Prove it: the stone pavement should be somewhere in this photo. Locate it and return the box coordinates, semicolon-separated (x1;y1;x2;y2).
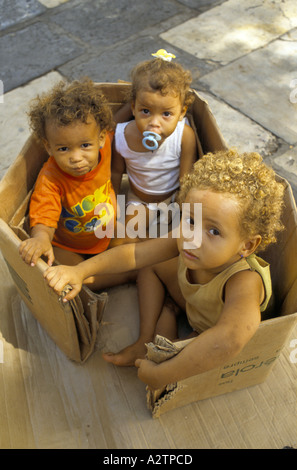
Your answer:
0;0;297;200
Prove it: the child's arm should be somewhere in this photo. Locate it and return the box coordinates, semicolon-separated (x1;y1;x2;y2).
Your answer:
179;124;197;179
135;269;263;389
44;236;179;301
111;140;126;195
19;224;55;267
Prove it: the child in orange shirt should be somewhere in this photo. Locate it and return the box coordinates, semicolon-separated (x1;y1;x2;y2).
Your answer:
19;78;117;268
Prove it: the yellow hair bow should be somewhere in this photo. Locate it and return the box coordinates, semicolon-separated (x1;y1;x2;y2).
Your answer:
151;49;176;62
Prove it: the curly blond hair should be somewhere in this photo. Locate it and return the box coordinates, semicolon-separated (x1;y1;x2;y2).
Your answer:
28;78;114;142
129;58;194;108
178;149;285;252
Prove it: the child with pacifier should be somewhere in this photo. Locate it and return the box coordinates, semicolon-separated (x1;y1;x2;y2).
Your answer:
44;150;284;389
19;78;117;269
111;49;197;243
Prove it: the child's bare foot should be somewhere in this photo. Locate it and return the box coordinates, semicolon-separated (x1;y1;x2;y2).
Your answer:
102;340;148;367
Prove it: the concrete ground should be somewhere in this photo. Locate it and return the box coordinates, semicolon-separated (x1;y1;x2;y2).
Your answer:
0;0;296;450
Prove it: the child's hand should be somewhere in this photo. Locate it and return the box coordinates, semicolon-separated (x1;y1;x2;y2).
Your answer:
44;265;83;301
19;237;54;267
135;358;166;390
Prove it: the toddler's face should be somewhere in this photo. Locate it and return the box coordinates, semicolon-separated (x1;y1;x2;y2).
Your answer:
132;89;186;146
44;116;106;177
177;188;247;278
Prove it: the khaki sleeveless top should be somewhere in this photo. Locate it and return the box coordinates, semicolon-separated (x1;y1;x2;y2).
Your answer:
178;254;272;333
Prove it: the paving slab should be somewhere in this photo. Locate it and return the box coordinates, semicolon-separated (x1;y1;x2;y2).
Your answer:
0;71;63;179
50;0;187;48
0;22;85;92
0;0;46;31
198;34;297;145
59;35;216;85
160;0;297;65
198;91;279;157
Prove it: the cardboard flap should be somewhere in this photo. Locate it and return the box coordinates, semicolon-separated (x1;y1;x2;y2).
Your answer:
95;82;131;115
147;312;297;418
0;136;48;224
70;286;108;363
259;177;297;313
190;89;228;156
0;219;106;363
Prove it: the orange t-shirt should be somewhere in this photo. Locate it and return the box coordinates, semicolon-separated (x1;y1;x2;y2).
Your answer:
29;133;116;254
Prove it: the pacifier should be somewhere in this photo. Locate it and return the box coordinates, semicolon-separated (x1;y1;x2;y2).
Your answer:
142;131;161;151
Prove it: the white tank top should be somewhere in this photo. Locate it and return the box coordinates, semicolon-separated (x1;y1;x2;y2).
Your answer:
115;119;186;195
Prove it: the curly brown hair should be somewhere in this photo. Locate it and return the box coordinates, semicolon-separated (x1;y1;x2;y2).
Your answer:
129;58;194;108
28;78;114;142
178;149;285;252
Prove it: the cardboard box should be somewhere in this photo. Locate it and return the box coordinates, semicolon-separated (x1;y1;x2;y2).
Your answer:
0;82;227;364
146;176;297;417
1;82;295;420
